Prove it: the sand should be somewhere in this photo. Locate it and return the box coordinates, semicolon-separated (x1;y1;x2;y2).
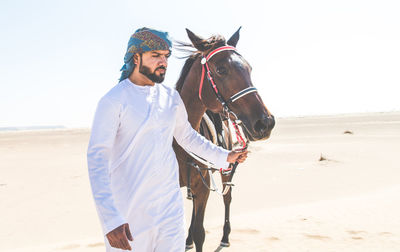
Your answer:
1;112;399;251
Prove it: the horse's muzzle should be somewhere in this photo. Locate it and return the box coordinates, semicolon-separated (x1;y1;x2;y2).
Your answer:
252;114;275;140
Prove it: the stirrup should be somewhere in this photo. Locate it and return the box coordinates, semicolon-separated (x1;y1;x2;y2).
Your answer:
223;182;235;187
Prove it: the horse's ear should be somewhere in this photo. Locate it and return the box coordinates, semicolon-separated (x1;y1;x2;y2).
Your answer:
227;26;242;47
186;28;207;51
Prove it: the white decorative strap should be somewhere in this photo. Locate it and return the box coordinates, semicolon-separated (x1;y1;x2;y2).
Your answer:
230;87;257;103
206;46;237;61
202;113;218;145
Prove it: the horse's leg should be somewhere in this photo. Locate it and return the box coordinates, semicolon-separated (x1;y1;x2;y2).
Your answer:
191;174;210;252
220;175;232;247
185;199;195;250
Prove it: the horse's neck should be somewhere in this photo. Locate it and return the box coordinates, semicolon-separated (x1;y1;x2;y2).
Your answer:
178;57;208;131
180;90;206;131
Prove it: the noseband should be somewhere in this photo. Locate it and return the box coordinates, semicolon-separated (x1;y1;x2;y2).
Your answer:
199;45;258;112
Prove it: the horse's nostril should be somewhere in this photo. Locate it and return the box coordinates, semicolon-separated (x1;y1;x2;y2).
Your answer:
268;115;275;130
254;119;268;133
254;115;275;134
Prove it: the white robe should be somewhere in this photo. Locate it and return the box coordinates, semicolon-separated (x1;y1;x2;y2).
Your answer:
87;78;229;251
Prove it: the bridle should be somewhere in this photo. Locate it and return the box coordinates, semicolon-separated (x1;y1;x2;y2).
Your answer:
186;45;256;198
199;45;256;152
199;45;258;115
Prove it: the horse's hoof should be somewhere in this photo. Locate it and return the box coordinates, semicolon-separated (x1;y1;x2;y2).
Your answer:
220;242;230;247
185;244;194;251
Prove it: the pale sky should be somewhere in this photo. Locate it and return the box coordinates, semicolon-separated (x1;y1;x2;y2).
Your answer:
1;0;399;127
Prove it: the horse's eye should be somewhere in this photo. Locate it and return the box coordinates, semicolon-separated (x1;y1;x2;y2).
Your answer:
216;66;227;75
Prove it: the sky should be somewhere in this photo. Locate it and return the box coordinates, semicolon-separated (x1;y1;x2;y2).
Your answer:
1;0;399;128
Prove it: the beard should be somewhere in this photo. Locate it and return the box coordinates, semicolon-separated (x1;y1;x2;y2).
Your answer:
139;61;166;83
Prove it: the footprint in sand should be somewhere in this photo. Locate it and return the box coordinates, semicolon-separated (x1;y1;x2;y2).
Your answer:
347;230;367;235
87;242;104;248
236;228;260;234
58;242;104;250
58;244;80;250
347;230;367;240
304;234;331;241
379;232;393;236
267;236;280;241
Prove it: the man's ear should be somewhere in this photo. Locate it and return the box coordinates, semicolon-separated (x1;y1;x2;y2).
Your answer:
133;54;139;65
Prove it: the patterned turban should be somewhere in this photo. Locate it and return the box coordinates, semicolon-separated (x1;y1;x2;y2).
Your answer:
119;27;172;81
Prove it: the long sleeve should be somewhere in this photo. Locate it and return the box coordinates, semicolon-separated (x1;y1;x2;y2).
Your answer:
87;96;126;235
173;95;230;169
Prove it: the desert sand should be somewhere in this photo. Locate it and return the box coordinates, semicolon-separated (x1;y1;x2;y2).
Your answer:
1;112;399;252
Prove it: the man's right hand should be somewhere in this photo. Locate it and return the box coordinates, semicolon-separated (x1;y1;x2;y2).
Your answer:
227;149;248;164
106;223;133;250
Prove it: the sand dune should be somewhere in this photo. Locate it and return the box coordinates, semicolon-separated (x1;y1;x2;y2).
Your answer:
1;112;399;251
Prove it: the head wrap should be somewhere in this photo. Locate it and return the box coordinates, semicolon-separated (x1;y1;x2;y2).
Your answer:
119;27;172;81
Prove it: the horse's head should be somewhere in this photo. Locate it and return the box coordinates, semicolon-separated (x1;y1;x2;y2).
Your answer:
178;28;275;141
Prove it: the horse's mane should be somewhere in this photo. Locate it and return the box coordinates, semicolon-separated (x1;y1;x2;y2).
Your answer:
175;35;226;93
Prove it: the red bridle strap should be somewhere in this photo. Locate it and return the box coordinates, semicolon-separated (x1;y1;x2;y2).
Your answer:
198;46;237;101
199;63;205;100
206;46;237;61
232;120;247;150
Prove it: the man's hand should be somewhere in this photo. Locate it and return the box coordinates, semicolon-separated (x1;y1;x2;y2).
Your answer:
106;223;133;251
227;149;248;163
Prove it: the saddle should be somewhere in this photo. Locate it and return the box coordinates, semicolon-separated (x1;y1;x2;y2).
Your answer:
199;110;230;150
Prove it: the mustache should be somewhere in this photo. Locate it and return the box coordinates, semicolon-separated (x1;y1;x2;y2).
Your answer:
155;66;167;71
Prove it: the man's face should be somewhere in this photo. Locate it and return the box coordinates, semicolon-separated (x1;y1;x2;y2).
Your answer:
138;50;170;83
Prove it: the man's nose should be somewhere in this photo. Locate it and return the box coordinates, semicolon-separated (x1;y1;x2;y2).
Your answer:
159;56;168;66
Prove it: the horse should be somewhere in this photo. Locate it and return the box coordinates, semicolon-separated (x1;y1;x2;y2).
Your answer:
172;28;275;252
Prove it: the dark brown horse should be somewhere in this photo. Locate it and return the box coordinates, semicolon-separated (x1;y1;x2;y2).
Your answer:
173;28;275;252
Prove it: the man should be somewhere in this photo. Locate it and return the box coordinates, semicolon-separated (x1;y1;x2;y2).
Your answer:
87;27;248;251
